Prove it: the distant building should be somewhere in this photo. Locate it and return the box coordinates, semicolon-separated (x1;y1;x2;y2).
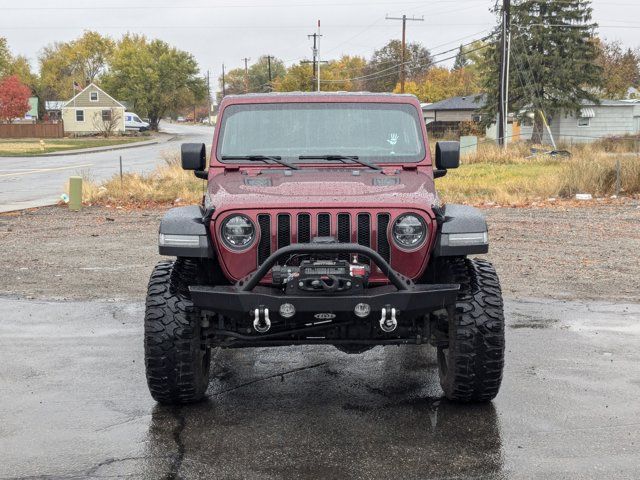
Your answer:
45;101;65;121
421;94;522;141
546;99;640;144
421;94;487;125
26;97;38;120
61;83;125;135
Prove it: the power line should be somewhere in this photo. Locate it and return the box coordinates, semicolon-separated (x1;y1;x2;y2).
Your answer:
319;34;494;84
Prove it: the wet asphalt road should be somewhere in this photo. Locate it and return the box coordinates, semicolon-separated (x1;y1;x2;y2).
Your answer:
0;296;639;479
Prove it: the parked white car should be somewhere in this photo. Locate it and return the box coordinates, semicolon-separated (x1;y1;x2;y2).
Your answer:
125;112;150;132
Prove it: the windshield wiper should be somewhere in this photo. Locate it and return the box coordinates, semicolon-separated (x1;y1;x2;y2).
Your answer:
298;155;381;171
221;155;299;170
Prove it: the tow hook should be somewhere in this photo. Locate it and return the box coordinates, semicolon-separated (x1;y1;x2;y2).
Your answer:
253;307;271;333
379;306;398;333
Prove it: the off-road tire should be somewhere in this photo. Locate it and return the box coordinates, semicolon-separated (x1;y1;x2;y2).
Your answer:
144;260;211;404
437;257;505;402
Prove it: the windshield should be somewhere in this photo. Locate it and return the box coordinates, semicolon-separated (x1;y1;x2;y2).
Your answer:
216;102;426;164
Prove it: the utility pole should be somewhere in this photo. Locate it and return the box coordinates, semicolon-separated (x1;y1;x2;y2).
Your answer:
206;70;211;122
221;63;226;97
498;0;511;148
307;31;320;90
316;20;322;92
385;14;424;93
242;57;250;93
266;55;273;92
302;22;327;92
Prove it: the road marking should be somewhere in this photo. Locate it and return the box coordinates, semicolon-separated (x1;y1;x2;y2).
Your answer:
0;163;93;178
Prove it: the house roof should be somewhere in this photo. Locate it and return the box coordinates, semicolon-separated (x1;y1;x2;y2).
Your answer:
63;83;124;108
421;94;486;111
582;99;640;107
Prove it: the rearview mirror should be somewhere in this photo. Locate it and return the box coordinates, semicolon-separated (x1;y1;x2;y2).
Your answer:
435;141;460;170
181;143;206;171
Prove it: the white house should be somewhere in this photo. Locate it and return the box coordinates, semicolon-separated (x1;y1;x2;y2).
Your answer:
544;99;640;144
61;83;125;135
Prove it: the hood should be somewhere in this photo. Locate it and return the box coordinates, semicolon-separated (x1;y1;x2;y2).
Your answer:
207;168;438;215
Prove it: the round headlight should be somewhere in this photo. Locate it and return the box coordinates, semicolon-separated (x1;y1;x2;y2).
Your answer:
392;214;426;249
221;214;255;250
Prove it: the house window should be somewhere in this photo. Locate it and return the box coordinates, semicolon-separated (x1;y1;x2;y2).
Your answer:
90;92;99;102
76;110;84;122
102;110;112;121
577;117;590;127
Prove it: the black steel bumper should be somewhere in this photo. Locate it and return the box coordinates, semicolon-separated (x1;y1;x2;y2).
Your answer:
190;283;459;320
189;243;459;321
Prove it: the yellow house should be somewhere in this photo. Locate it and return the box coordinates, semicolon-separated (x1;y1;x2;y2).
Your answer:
61;83;125;135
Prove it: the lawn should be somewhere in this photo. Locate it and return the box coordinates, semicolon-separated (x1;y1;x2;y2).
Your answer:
0;137;149;156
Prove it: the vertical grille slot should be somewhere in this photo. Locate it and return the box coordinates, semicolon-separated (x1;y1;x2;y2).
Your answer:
277;214;291;249
377;213;391;264
357;213;371;263
297;214;311;243
318;213;331;237
257;214;271;266
337;213;351;260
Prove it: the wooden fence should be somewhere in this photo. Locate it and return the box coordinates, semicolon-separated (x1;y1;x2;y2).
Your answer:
0;122;65;139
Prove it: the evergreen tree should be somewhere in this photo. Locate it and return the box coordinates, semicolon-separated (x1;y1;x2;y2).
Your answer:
479;0;602;143
453;45;468;70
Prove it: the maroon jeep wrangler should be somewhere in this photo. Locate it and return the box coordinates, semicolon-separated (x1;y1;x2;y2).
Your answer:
145;92;504;405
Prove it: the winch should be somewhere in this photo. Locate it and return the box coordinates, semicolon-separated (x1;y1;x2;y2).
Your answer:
271;257;370;295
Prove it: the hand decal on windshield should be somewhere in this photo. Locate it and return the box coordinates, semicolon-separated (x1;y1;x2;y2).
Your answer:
387;133;399;146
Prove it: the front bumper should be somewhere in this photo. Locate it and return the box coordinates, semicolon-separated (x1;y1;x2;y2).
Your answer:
189;242;459;323
190;283;459;321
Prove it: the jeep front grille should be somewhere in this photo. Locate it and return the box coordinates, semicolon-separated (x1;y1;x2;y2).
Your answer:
257;212;391;266
297;213;311;243
257;214;271;265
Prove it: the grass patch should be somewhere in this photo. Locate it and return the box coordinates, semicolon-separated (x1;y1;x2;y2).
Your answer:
438;161;563;204
0;137;149;156
83;151;205;205
83;144;640;207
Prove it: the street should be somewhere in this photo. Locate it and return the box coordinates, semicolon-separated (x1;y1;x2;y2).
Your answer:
0;296;638;479
0;123;214;213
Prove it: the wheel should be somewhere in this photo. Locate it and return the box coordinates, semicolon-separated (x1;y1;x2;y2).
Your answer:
436;258;505;402
144;259;211;404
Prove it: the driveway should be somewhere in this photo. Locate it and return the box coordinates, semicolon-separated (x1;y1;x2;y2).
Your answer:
0;296;638;479
0;123;214;213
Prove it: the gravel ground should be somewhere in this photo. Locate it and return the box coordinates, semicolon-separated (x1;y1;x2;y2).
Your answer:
1;203;638;301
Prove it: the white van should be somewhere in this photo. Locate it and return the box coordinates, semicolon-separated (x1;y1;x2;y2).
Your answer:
125;112;150;132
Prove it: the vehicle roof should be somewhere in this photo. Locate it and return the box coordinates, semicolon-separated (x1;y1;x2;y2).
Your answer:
219;91;421;105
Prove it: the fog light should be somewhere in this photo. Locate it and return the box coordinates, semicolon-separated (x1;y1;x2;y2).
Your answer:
279;303;296;318
354;303;371;318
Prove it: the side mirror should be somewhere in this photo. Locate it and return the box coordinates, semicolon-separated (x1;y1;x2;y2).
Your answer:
181;143;206;171
435;141;460;170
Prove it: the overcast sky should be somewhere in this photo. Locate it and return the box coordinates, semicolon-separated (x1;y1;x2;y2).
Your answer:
1;0;639;92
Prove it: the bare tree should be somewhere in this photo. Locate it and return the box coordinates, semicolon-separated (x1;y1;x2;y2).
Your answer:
92;108;122;137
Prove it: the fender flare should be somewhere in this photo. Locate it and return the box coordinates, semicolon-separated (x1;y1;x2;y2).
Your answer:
433;204;489;257
158;206;213;258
